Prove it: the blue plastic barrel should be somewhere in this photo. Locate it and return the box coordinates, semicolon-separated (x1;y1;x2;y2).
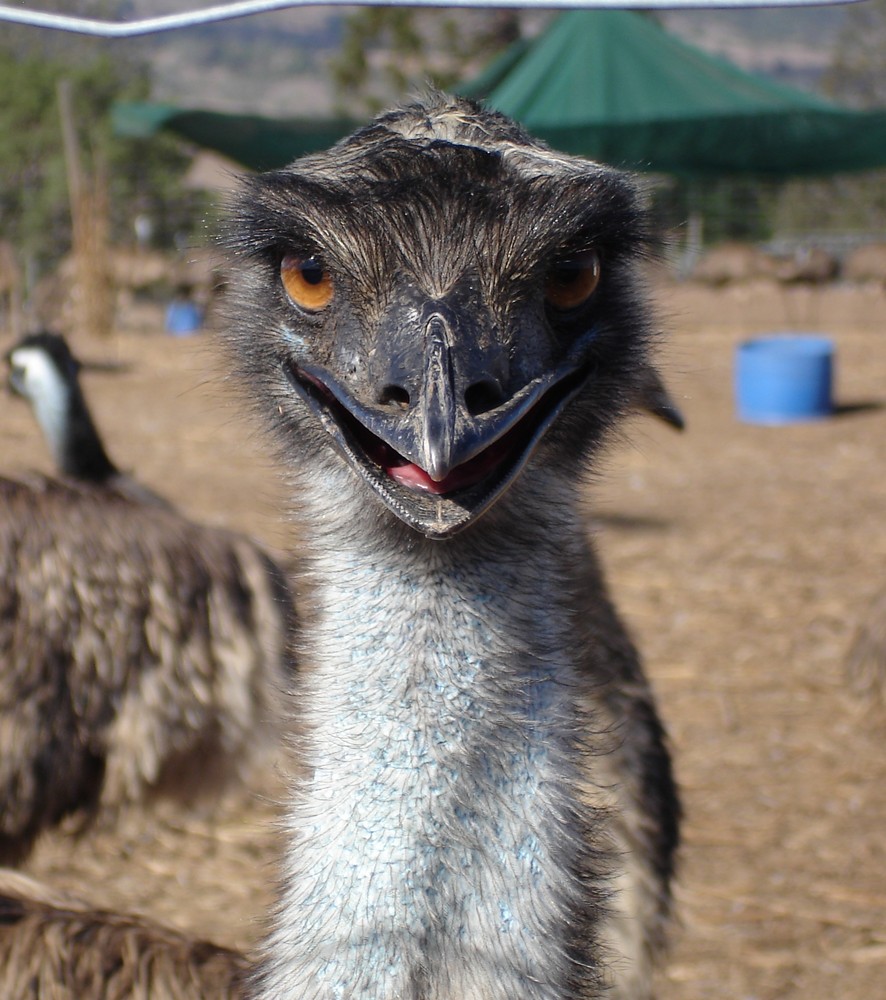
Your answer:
735;335;834;424
165;300;203;336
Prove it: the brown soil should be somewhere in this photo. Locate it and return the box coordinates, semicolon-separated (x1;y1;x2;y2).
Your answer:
2;279;884;998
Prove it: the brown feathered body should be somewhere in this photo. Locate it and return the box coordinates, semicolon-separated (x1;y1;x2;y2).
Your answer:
0;870;248;1000
0;474;294;864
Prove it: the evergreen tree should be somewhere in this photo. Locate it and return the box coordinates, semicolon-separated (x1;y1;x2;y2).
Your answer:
824;0;886;107
0;28;197;284
329;7;522;115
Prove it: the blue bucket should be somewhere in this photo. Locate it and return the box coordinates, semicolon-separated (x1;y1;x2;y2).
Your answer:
735;335;834;424
165;301;203;336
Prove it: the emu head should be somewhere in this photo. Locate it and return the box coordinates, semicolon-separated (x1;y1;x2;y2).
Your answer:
6;330;80;405
225;96;654;539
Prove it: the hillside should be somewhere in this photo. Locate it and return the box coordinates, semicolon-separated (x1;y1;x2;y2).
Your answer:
662;7;850;93
129;0;342;114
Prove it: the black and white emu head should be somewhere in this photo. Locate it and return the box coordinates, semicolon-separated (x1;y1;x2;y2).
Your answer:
6;330;117;484
225;95;655;539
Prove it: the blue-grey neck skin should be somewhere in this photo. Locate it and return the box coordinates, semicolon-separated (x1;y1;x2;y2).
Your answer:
255;464;606;1000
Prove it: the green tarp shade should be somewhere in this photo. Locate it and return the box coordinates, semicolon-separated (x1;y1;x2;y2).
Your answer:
461;9;886;177
113;9;886;178
112;102;358;171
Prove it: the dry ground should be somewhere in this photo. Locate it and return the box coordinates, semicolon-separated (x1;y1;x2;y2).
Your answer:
0;279;883;998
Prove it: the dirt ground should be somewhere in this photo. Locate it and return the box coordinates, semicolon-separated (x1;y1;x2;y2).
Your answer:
1;278;884;998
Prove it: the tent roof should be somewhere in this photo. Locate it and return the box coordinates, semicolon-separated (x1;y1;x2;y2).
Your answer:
464;10;835;124
461;10;886;177
112;102;358;173
114;10;886;178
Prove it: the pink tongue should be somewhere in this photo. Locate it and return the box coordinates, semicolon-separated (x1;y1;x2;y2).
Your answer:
386;461;472;495
365;425;517;496
384;433;516;495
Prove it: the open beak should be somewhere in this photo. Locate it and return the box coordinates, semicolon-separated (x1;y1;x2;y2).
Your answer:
284;326;591;538
5;360;24;398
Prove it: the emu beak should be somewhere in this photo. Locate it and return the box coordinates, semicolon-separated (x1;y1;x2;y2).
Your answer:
285;329;592;539
5;358;24;397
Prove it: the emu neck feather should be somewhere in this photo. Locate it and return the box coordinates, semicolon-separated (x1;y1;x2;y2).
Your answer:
260;490;596;1000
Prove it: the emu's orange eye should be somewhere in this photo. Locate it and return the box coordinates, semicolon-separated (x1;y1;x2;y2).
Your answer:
281;253;334;312
544;250;601;311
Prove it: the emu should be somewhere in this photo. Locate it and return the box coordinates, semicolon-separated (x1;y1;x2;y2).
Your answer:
0;870;249;999
0;335;296;864
224;92;680;1000
6;329;172;506
0;95;678;1000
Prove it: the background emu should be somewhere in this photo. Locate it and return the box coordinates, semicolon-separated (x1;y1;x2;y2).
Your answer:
0;95;678;999
0;335;296;864
6;330;172;506
0;869;249;999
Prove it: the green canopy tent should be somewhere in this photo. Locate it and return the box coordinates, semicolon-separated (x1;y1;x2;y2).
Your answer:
112;102;359;172
114;9;886;178
461;9;886;177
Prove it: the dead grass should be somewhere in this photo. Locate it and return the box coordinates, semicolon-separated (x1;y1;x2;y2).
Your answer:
1;279;884;998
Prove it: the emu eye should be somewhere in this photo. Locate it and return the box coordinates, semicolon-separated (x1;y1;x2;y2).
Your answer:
545;250;601;311
281;253;334;312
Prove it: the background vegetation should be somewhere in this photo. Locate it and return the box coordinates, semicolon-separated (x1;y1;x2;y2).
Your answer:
1;0;885;304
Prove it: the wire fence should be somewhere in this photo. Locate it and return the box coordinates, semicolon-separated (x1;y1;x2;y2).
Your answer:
0;0;863;38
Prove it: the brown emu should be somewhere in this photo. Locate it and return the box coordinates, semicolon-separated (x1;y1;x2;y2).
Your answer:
0;95;678;1000
0;333;296;863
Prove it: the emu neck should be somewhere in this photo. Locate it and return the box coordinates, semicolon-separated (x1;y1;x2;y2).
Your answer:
40;376;117;483
259;478;601;1000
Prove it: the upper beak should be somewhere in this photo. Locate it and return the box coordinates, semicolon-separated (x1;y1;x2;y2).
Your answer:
416;317;457;481
6;365;23;397
285;306;593;536
297;317;584;491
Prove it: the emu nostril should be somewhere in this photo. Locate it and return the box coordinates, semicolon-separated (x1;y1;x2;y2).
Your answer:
464;379;504;416
379;385;410;410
